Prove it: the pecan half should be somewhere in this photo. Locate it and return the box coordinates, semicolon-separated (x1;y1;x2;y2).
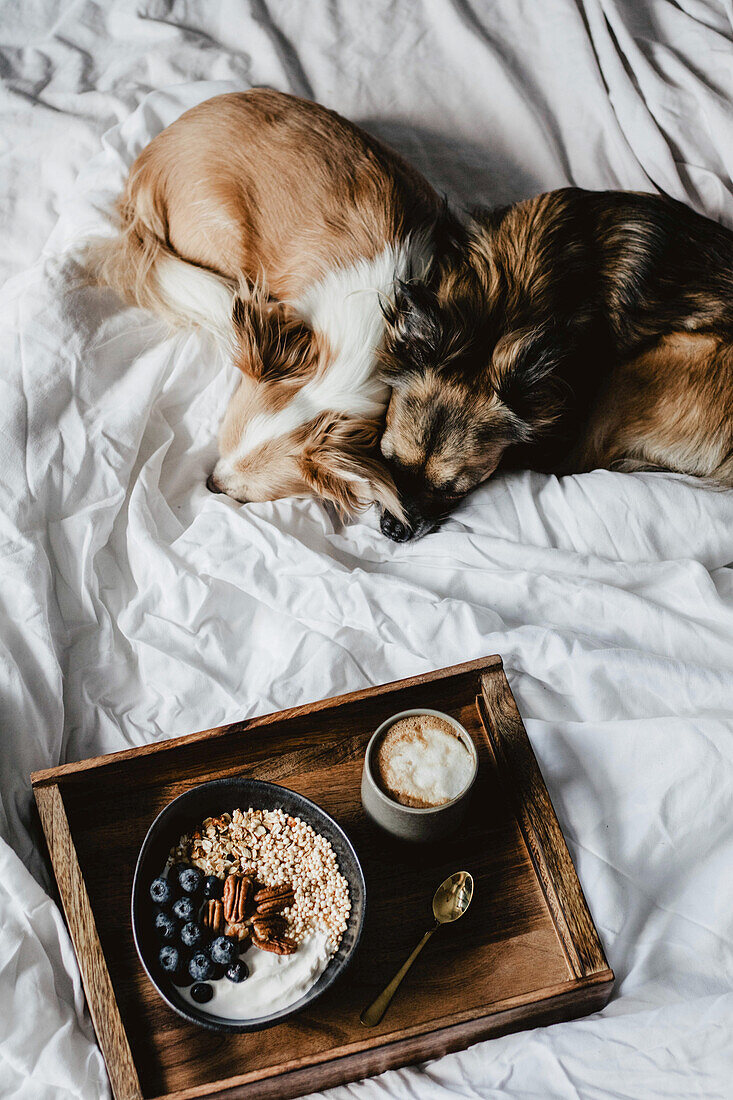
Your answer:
254;884;292;903
254;884;294;915
223;874;253;923
251;913;287;939
252;932;297;955
201;899;224;936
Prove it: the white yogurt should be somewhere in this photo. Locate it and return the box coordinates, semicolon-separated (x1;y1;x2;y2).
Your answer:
179;930;333;1020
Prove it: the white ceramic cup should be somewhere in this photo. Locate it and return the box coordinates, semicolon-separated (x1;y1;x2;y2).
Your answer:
360;708;478;843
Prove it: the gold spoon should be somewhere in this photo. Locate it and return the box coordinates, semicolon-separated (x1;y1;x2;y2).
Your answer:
360;870;474;1027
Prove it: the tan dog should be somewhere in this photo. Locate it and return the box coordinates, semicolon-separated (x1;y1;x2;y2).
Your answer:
89;89;444;515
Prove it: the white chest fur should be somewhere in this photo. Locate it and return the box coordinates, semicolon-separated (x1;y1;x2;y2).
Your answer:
232;236;430;460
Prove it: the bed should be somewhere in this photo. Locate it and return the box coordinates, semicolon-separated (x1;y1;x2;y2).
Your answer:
1;1;732;1097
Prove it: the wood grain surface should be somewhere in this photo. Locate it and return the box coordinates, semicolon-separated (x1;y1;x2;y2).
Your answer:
478;674;610;977
34;784;142;1100
33;656;613;1100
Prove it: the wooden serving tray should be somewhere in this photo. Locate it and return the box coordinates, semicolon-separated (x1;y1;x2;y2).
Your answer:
32;656;613;1100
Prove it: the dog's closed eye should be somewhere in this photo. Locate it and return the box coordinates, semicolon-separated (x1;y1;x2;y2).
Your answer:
432;477;457;494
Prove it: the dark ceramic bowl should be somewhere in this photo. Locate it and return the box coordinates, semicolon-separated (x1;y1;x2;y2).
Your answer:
131;778;366;1032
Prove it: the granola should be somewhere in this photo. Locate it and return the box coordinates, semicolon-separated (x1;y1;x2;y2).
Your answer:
169;807;351;950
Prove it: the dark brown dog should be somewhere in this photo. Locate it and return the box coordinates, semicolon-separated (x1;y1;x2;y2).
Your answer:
378;188;733;540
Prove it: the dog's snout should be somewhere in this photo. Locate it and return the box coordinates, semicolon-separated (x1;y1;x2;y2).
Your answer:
380;509;415;542
206;472;221;494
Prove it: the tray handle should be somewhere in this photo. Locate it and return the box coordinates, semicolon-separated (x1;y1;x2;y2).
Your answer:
477;670;610;980
35;783;143;1100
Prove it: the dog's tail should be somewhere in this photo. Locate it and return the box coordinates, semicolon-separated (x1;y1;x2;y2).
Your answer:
84;188;237;345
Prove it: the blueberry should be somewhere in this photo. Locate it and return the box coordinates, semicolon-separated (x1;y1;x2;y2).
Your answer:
172;896;195;923
190;982;213;1004
188;951;215;982
154;911;177;942
159;945;180;973
150;876;173;907
203;875;223;900
177;865;203;896
171;968;193;987
210;936;238;966
180;922;204;949
225;960;249;983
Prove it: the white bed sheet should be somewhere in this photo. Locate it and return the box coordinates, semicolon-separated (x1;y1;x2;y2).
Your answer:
1;2;732;1098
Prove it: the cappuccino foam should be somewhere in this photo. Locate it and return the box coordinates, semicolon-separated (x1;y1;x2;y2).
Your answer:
375;714;473;808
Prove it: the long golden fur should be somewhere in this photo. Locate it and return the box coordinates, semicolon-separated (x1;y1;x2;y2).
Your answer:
378;188;733;540
86;89;443;517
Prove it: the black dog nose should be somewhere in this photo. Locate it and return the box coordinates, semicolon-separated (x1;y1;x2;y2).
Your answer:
380;510;414;542
206;473;220;494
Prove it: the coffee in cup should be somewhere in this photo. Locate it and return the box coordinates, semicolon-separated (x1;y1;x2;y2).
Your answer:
375;713;474;808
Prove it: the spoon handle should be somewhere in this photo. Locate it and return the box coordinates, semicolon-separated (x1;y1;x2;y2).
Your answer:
360;925;437;1027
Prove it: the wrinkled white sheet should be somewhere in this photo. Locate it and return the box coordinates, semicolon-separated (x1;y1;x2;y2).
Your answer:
1;2;733;1098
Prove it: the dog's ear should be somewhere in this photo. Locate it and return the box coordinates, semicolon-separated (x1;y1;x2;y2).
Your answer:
232;296;317;384
491;322;570;438
381;270;484;383
384;280;443;347
379;280;446;386
300;415;405;519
